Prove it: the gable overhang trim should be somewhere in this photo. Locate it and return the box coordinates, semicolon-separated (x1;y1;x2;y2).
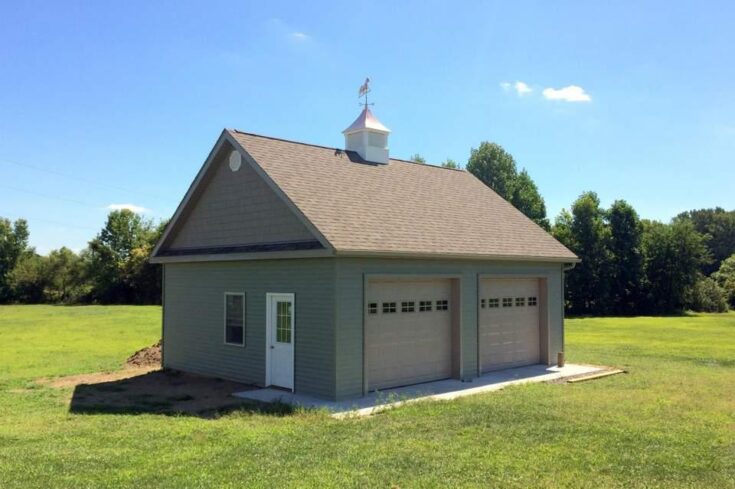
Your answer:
150;248;334;264
333;249;581;263
150;129;335;260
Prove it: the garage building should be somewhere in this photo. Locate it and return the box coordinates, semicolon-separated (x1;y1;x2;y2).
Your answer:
150;106;578;401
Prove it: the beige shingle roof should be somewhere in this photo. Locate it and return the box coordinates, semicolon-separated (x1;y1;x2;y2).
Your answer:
229;130;577;261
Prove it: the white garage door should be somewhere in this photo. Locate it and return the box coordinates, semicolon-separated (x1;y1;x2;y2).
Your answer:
479;278;540;372
366;278;453;391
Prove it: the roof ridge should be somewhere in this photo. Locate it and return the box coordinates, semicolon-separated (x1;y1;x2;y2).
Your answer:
229;129;466;172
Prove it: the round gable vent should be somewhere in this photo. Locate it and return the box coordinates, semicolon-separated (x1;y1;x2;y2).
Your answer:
229;151;242;172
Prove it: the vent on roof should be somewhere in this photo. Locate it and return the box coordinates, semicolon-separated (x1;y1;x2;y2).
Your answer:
343;79;390;164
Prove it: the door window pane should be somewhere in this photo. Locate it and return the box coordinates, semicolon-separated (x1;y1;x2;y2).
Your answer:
276;301;292;343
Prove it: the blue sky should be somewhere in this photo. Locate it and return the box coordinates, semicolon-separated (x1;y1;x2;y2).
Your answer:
1;1;733;253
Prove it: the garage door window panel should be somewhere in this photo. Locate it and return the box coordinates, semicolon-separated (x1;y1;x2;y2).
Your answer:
419;301;433;312
401;301;415;313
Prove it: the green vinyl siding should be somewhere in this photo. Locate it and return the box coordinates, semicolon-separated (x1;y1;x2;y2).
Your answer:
162;141;316;252
163;258;335;399
163;255;565;401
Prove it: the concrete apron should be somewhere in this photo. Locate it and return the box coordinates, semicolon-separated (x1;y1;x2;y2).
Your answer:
232;363;610;419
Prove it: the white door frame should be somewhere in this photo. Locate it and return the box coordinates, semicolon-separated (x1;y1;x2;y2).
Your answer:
265;292;295;390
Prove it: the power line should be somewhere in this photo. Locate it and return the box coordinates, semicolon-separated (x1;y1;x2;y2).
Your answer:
0;159;162;200
3;214;99;232
0;183;100;208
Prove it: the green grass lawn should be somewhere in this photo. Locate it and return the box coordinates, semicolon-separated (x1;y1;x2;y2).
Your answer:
0;305;733;488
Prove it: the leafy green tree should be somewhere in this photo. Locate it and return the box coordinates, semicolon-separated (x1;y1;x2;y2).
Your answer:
86;210;162;304
713;254;735;307
685;276;728;312
0;218;30;302
675;208;735;274
511;170;549;230
45;247;88;303
121;220;167;304
551;209;577;310
441;158;460;169
466;142;518;201
8;251;47;303
466;142;549;228
563;192;612;315
410;154;426;164
607;200;643;315
641;220;710;314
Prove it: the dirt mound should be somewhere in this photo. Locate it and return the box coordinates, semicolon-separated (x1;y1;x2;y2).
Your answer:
126;340;162;368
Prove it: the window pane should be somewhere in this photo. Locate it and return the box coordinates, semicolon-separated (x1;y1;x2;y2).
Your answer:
226;326;243;344
276;301;292;343
225;293;245;345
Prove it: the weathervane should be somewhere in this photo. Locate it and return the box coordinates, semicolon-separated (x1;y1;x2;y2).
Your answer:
358;77;373;109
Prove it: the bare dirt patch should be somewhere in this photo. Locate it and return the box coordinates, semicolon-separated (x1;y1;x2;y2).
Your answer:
42;365;160;389
67;369;255;417
38;340;258;417
125;340;162;368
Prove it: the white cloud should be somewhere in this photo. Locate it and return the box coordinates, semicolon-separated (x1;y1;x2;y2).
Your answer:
500;81;532;96
514;81;532;95
106;203;150;214
290;32;310;42
542;85;591;102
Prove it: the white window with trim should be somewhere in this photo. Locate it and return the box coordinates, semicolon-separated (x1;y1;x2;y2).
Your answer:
224;292;245;346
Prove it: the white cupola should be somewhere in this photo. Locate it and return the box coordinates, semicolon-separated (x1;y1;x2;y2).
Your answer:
342;107;391;164
343;79;391;164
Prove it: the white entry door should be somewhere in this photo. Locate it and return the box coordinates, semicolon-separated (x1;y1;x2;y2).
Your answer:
266;293;294;390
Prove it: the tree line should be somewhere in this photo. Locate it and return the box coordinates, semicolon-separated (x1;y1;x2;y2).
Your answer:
463;142;735;315
2;141;734;314
0;210;166;305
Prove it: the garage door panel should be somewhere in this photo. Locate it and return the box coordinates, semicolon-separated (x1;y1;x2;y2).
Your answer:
479;278;541;372
366;278;453;391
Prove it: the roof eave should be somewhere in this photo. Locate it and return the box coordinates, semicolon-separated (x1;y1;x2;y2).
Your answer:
333;249;580;263
151;248;335;264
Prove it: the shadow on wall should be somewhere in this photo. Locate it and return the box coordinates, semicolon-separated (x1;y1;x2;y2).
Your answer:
69;369;296;418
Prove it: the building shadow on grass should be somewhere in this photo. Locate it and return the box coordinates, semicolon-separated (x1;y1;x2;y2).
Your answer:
69;369;296;418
